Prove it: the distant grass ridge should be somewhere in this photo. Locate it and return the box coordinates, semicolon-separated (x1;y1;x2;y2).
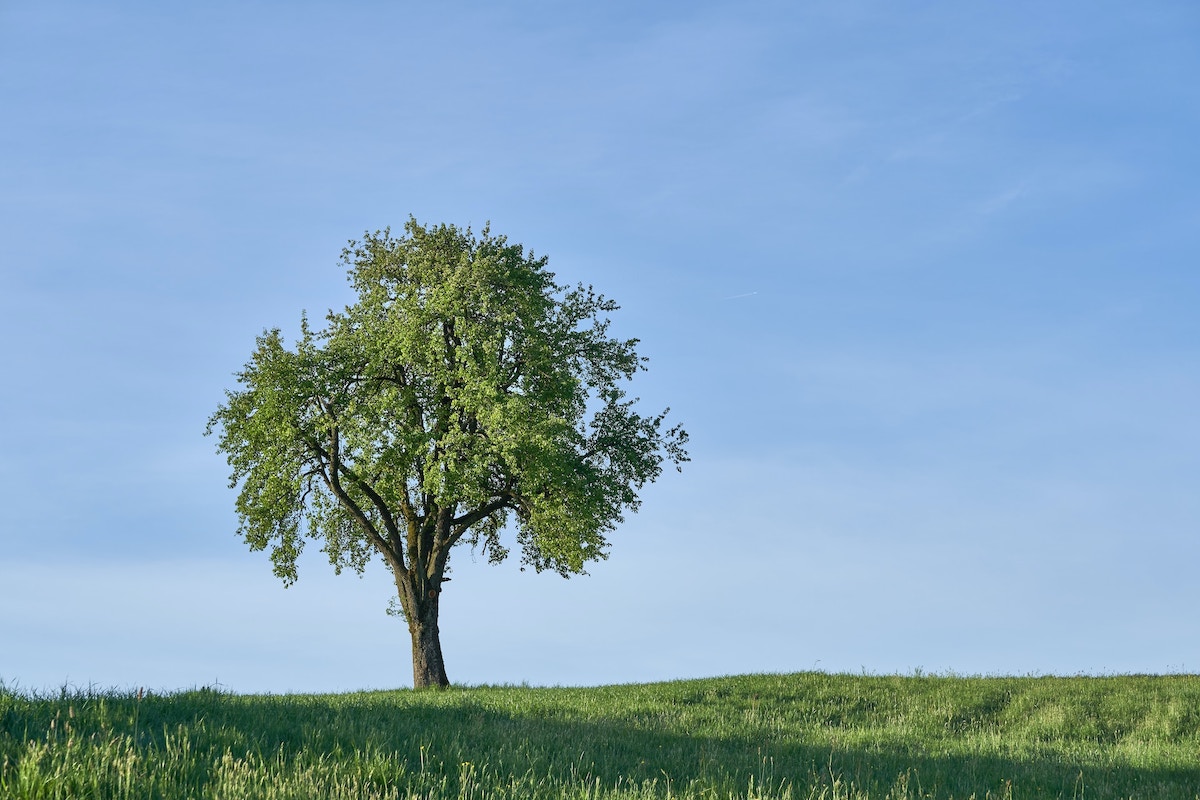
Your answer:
2;672;1199;798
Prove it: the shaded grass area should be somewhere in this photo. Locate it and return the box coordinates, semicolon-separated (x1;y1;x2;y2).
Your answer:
2;672;1199;798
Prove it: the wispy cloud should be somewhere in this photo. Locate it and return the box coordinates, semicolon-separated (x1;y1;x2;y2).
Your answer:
977;182;1031;215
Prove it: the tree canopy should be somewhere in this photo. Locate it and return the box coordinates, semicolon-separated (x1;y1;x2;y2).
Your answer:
207;219;688;687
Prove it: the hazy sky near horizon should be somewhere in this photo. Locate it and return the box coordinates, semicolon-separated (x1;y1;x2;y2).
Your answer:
3;1;1199;693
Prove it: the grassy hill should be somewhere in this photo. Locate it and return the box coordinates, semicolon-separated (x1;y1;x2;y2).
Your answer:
2;672;1199;798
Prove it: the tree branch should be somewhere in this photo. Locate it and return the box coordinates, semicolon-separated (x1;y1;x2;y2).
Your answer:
309;427;407;577
447;496;512;547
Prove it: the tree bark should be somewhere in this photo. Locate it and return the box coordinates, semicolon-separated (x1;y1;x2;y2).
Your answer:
403;582;450;689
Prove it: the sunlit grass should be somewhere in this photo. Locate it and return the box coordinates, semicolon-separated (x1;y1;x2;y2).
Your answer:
2;672;1198;798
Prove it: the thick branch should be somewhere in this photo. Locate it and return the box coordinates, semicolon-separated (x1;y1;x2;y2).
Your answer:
430;506;455;576
409;512;437;570
447;496;512;547
311;426;407;577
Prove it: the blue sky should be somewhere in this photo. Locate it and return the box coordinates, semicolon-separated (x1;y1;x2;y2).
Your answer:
2;1;1198;693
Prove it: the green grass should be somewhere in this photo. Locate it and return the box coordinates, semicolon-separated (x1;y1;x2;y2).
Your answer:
2;672;1199;798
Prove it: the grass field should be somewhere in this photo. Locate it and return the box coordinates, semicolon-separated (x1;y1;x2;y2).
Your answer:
2;672;1199;799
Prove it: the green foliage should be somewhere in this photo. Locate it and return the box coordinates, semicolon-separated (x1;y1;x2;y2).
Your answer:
206;218;688;590
4;674;1200;799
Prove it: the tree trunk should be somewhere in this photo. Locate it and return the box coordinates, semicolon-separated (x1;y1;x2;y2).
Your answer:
406;589;450;689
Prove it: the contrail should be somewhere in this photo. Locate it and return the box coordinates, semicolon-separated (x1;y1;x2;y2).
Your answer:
723;291;758;300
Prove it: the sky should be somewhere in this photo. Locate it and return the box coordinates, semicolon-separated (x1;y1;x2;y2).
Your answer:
2;1;1199;694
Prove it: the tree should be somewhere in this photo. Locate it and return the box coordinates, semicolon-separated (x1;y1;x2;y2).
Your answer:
206;219;688;688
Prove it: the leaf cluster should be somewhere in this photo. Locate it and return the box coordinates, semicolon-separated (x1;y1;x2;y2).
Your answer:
207;219;688;588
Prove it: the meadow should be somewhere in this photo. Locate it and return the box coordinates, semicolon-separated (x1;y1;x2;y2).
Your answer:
2;672;1198;799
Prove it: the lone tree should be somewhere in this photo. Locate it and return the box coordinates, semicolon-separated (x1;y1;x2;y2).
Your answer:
207;219;688;688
